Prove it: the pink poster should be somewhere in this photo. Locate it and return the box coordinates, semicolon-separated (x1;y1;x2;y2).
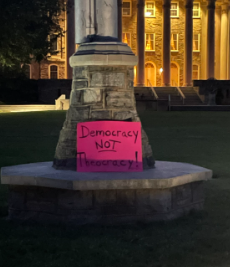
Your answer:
77;121;143;172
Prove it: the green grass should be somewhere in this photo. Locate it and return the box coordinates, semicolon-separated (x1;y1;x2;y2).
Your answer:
1;111;230;267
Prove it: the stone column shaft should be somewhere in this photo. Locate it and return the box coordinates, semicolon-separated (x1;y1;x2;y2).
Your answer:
184;0;193;86
207;0;216;79
136;0;145;86
75;0;118;43
220;4;228;80
118;0;123;42
163;0;171;86
67;0;75;79
227;5;230;79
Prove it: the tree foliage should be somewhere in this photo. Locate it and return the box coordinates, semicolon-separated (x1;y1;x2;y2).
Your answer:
0;0;66;68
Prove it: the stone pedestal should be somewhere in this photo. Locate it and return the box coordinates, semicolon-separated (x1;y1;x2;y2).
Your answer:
1;161;212;224
53;38;154;170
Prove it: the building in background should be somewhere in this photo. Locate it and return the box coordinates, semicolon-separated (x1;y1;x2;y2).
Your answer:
28;0;230;87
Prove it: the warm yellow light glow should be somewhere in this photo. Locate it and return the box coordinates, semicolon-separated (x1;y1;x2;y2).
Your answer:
145;12;152;16
160;68;163;73
123;33;128;44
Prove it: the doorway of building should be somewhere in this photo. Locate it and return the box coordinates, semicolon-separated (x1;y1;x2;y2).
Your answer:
171;62;179;86
145;62;156;86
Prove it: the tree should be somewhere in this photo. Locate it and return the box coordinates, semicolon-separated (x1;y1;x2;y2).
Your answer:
0;0;66;68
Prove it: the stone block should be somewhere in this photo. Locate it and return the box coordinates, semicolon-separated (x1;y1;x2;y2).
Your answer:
94;190;116;206
91;72;125;87
55;144;76;159
128;68;134;80
91;110;111;120
83;89;102;104
70;90;82;106
192;182;204;203
136;189;172;214
172;184;193;209
73;66;88;79
106;92;133;108
58;128;76;143
73;80;88;89
67;107;89;121
113;110;136;121
9;187;26;210
64;120;80;130
58;190;93;210
116;190;136;206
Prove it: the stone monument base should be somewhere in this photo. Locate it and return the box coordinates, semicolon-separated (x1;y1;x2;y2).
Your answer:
1;161;212;224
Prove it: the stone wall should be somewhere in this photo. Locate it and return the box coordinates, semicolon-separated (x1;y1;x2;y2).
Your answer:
53;64;154;170
30;9;67;80
8;181;204;224
122;0;202;86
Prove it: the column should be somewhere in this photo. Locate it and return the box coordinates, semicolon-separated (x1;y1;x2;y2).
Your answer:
67;0;75;79
184;0;193;86
207;0;216;79
136;0;145;86
228;4;230;79
162;0;171;86
215;6;221;79
118;0;123;42
220;4;228;80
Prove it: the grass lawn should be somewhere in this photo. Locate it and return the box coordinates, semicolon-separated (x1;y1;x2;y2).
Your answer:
0;111;230;267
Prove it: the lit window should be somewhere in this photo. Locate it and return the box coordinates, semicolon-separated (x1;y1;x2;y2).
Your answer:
24;65;31;79
193;3;200;18
50;65;58;79
145;2;155;17
50;34;58;51
145;33;155;51
171;34;178;51
193;34;200;51
122;1;132;17
122;32;131;47
170;2;179;18
192;65;199;80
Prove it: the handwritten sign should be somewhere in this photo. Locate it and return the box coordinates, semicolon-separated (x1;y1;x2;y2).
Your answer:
77;121;143;172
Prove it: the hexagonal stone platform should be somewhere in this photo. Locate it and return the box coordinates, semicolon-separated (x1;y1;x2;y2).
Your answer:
1;161;212;224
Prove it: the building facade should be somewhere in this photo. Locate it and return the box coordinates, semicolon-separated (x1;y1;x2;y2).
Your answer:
29;0;230;87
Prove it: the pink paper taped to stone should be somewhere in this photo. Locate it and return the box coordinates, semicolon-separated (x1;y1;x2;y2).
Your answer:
77;121;143;172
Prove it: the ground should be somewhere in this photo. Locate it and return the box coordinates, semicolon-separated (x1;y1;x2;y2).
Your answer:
0;111;230;267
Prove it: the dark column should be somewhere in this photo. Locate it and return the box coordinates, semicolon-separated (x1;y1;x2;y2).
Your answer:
118;0;123;41
162;0;171;86
207;0;216;78
67;0;75;79
136;0;145;86
184;0;193;86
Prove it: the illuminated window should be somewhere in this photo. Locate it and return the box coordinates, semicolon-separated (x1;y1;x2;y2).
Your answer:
145;2;155;17
145;33;155;51
171;34;178;51
170;2;179;18
50;65;58;79
193;2;200;18
192;65;199;80
193;34;200;51
122;1;132;17
50;34;58;51
122;32;131;47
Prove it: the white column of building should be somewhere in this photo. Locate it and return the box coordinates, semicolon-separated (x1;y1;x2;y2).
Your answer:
207;0;216;78
220;3;228;80
184;0;193;86
162;0;171;86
